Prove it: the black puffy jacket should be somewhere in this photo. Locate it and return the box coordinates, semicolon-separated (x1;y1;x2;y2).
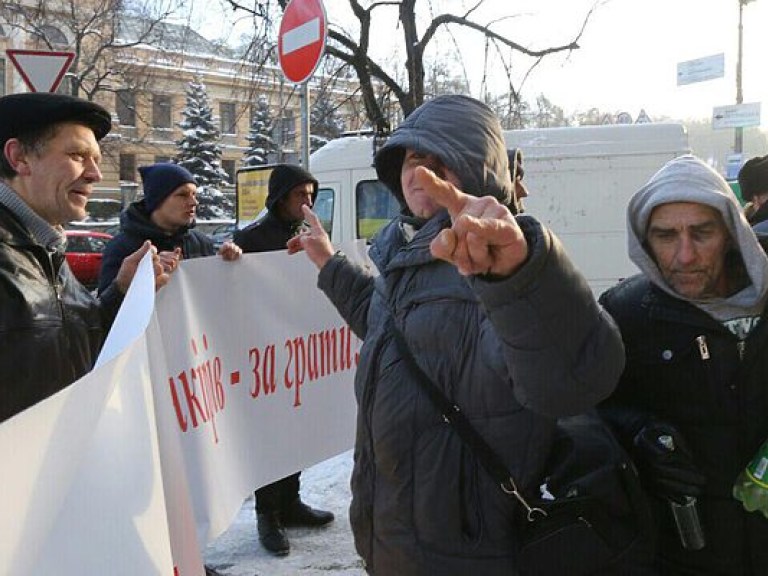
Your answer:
233;211;298;253
0;204;122;422
98;201;215;294
600;275;768;575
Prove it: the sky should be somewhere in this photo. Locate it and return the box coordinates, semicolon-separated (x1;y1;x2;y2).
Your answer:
494;0;768;128
200;0;768;129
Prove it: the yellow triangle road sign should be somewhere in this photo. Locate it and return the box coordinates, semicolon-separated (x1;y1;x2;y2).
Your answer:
6;49;75;93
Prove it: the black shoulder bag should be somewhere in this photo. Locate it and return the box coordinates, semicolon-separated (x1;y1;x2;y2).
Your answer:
391;324;656;576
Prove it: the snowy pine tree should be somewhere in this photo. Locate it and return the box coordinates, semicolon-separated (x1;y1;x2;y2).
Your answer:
310;91;346;153
176;77;233;219
242;95;276;167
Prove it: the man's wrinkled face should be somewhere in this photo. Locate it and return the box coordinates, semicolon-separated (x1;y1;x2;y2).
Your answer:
18;122;103;225
646;202;732;299
151;183;199;232
278;182;314;223
400;149;461;219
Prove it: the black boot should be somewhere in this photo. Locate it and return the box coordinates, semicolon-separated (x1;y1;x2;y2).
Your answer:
257;511;290;556
282;499;335;528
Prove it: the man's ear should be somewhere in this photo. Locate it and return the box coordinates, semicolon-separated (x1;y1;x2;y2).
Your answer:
4;139;31;176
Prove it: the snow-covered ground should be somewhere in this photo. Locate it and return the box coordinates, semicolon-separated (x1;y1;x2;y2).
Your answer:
204;450;365;576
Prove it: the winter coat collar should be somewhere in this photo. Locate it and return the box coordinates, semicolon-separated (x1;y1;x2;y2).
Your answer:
121;201;193;244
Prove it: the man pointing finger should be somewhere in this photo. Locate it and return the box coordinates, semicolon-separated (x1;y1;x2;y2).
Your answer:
411;164;528;276
286;94;647;576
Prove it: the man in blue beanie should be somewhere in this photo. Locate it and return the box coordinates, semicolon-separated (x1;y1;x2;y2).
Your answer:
98;163;240;293
233;163;334;557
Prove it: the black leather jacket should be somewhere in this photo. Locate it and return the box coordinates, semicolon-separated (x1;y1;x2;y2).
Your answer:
600;275;768;575
0;204;122;422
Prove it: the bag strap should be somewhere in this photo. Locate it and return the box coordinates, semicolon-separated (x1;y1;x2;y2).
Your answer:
390;321;546;521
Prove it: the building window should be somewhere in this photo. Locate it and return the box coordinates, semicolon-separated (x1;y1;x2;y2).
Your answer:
153;95;172;128
220;102;236;134
38;24;68;46
277;111;296;149
55;75;72;95
356;180;400;240
119;154;137;182
315;188;334;237
115;90;136;126
0;59;5;97
221;159;236;184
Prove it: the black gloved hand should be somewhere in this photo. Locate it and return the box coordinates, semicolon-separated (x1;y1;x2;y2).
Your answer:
632;422;707;504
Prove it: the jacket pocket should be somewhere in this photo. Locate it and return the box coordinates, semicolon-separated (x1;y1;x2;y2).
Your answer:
412;419;520;557
626;332;737;421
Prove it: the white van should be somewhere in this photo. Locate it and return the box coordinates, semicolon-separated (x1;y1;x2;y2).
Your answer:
298;123;690;294
503;123;690;294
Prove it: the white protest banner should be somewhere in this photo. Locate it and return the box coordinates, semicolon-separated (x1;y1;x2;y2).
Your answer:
0;241;368;576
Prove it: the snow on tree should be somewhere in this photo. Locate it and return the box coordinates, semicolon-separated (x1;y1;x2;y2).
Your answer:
175;77;233;219
242;94;277;167
310;90;346;154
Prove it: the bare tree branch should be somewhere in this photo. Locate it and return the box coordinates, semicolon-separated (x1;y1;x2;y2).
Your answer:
221;0;601;132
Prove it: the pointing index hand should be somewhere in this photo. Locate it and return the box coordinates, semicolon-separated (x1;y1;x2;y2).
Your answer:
414;166;467;221
415;166;528;277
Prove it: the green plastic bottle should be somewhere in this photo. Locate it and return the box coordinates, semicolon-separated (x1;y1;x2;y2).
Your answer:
733;439;768;518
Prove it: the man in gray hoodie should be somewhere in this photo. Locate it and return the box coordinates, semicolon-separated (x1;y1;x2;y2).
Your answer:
599;154;768;575
285;95;640;576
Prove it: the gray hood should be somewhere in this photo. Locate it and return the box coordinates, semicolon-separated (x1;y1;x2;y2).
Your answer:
627;154;768;322
374;95;514;212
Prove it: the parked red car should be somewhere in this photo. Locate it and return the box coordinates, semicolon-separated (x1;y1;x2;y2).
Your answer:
64;229;113;290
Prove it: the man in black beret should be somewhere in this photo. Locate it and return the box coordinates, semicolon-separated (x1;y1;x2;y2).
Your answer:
233;163;334;557
0;92;172;422
738;154;768;227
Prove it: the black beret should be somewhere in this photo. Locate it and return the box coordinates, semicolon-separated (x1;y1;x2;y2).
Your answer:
0;92;112;148
738;154;768;202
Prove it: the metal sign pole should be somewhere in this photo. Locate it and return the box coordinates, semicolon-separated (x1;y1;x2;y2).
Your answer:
301;82;310;169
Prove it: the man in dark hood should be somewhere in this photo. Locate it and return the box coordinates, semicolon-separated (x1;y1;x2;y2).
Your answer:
285;95;634;575
233;164;318;253
599;154;768;575
232;164;333;558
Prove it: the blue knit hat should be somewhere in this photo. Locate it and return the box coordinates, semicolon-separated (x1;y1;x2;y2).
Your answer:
139;163;197;213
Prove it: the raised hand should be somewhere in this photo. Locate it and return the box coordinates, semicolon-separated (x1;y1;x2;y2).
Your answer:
157;247;182;274
286;205;335;270
115;241;174;293
217;240;242;261
417;166;528;277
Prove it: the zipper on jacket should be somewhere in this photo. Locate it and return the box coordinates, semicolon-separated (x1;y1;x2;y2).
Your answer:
695;335;710;360
45;251;66;318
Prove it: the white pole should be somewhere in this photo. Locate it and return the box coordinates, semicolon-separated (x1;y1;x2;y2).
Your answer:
301;82;310;168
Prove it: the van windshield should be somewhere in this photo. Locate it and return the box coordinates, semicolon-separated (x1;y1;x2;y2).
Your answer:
356;180;399;240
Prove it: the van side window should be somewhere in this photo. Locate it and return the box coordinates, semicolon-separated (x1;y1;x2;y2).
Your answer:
315;187;334;237
356;180;400;240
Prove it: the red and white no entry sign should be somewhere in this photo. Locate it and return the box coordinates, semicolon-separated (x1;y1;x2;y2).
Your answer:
278;0;327;84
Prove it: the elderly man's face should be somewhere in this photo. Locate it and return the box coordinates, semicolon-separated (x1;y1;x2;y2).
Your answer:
646;202;732;299
18;122;102;226
400;149;461;219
